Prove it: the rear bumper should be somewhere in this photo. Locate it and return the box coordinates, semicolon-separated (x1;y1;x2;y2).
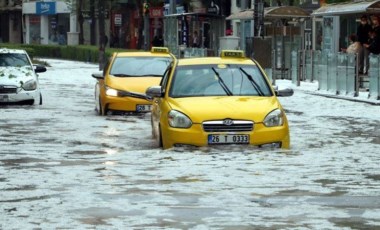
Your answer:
104;95;151;112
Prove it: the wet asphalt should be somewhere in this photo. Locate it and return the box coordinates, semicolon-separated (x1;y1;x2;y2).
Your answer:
0;59;380;229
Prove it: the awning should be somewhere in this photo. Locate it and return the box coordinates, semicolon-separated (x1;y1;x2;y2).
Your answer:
226;6;310;20
226;9;253;20
312;0;380;16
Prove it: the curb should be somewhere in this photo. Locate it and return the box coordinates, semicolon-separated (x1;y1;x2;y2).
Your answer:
303;90;380;106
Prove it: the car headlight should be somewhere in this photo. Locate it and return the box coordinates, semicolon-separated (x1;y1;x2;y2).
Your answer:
168;110;192;128
106;86;120;97
263;109;284;127
22;79;37;91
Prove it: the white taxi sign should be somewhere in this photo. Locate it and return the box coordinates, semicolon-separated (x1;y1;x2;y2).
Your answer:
220;50;245;58
151;47;170;54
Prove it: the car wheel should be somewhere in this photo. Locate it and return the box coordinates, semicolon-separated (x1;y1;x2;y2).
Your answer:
158;124;163;148
96;97;103;115
102;105;108;116
39;93;42;105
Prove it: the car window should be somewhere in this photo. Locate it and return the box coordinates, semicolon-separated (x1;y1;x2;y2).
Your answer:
109;57;171;77
0;53;31;67
169;64;273;98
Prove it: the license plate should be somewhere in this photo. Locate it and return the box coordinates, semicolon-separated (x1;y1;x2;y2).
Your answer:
136;104;151;112
208;134;250;144
0;95;9;102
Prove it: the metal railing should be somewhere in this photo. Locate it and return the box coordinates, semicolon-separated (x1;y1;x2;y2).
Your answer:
369;54;380;100
285;50;380;100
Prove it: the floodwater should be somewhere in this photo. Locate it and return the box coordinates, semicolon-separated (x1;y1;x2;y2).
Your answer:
1;59;379;229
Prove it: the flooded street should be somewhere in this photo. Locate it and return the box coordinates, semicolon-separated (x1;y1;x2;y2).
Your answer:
1;59;380;229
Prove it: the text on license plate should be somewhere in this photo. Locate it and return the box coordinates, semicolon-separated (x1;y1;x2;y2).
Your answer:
208;134;250;144
136;104;151;112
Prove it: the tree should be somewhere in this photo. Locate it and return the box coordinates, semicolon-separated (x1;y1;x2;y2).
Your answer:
77;0;84;44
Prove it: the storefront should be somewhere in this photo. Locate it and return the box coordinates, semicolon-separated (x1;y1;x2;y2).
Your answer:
22;1;76;45
0;0;22;43
110;6;138;49
110;6;164;50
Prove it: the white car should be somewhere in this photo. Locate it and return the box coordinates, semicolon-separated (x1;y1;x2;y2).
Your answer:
0;48;46;105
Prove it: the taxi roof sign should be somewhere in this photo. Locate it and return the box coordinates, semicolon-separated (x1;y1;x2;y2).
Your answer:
151;47;170;54
220;50;245;58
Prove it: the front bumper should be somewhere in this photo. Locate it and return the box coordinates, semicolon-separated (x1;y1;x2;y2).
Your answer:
0;89;40;104
161;123;290;149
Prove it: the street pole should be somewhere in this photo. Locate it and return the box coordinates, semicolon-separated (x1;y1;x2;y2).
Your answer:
254;0;264;37
240;0;247;50
98;0;106;70
144;1;150;51
169;0;176;14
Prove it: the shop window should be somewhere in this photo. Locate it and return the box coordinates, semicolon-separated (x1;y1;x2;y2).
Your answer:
29;15;41;44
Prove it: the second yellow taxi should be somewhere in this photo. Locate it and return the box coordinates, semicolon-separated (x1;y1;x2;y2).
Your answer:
92;47;174;115
146;50;294;149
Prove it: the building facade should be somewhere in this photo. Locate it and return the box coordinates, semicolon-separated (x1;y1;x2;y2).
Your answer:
0;0;23;43
22;0;79;45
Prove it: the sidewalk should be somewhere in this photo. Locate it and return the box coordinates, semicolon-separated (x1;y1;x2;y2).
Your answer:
276;79;380;106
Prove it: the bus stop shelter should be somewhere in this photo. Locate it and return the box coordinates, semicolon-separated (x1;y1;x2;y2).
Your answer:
164;12;225;58
311;0;380;99
312;0;380;53
227;6;310;79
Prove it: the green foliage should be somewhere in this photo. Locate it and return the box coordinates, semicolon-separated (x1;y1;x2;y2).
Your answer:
0;44;35;59
0;43;137;63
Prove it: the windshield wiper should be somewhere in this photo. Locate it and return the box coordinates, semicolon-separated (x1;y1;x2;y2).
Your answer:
139;74;163;77
112;73;135;77
238;67;265;96
113;73;162;77
211;67;233;96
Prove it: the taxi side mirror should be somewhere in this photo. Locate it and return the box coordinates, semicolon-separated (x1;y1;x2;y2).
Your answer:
276;88;294;97
92;72;104;80
146;86;163;98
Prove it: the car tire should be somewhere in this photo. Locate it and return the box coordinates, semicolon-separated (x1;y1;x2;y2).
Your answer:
158;124;163;148
39;93;42;105
97;97;104;116
102;104;108;116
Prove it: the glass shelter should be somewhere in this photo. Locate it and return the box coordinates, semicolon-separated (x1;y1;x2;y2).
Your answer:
227;6;311;80
163;12;225;58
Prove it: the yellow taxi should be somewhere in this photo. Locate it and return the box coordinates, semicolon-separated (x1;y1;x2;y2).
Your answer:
92;47;174;115
146;50;294;149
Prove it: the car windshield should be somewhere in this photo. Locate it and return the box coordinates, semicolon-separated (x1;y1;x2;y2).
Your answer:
110;57;171;77
0;53;30;67
169;64;273;98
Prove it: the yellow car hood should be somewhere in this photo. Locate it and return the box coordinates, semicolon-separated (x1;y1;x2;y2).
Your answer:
106;76;161;93
167;96;282;123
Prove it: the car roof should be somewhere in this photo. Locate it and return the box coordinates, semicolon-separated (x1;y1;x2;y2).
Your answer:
0;48;27;54
177;57;256;66
115;52;172;58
